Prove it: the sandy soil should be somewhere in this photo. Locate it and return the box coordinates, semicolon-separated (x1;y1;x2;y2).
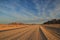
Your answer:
0;24;60;40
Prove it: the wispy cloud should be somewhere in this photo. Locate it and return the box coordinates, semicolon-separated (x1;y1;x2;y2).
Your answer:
0;0;60;24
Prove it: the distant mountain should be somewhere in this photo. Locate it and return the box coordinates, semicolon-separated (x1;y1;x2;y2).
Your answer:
8;22;24;25
43;19;60;24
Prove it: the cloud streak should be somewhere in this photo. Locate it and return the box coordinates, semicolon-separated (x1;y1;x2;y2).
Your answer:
0;0;60;24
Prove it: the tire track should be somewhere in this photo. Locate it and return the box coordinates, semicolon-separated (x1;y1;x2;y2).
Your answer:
0;26;29;38
0;26;30;39
3;26;33;40
39;26;47;40
19;26;37;40
44;27;60;38
40;26;60;40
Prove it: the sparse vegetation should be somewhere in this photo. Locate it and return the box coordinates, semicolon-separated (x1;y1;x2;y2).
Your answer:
8;22;24;25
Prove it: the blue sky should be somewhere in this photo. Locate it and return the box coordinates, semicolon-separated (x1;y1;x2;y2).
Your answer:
0;0;60;24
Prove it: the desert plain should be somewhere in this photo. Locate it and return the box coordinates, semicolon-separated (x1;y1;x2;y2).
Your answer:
0;24;60;40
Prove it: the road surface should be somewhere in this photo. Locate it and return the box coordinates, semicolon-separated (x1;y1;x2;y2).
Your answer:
0;25;60;40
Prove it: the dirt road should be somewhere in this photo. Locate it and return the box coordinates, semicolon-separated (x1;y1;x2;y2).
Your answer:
0;25;60;40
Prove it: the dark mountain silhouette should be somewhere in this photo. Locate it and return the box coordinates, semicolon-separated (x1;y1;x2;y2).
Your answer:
43;19;60;24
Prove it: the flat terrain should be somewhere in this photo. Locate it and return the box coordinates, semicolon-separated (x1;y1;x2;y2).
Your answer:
0;24;60;40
